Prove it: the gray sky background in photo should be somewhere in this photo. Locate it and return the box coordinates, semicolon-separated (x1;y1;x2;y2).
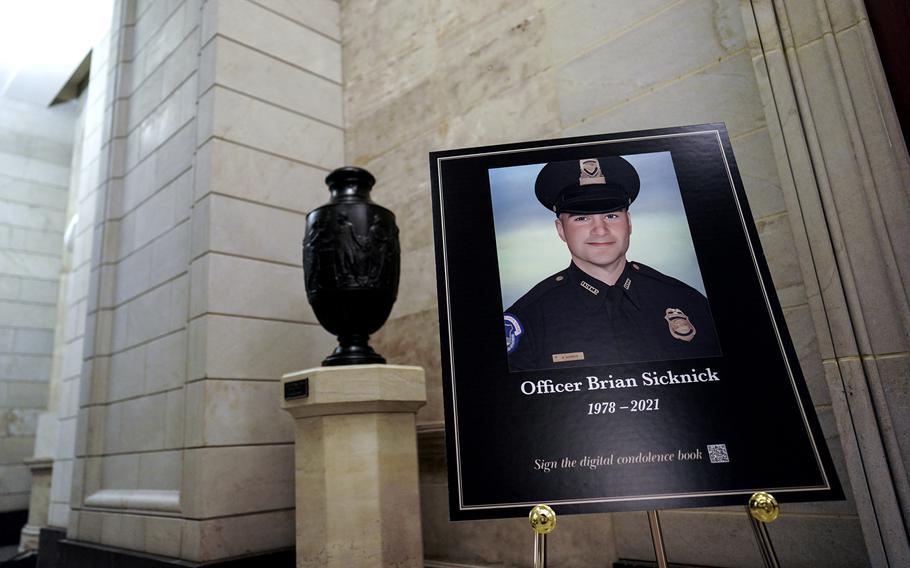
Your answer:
490;151;706;309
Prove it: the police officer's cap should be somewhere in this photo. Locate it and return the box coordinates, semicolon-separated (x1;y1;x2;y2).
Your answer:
535;156;640;214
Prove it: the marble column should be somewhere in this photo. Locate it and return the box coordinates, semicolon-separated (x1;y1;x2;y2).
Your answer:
281;364;426;568
741;1;910;565
18;457;53;552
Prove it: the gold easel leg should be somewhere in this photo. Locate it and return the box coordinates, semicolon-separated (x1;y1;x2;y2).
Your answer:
747;491;781;567
746;505;781;568
533;532;546;568
647;510;669;568
529;505;555;568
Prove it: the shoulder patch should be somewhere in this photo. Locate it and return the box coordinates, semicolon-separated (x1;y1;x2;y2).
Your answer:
504;313;523;353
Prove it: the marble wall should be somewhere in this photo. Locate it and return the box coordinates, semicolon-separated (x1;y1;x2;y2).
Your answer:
0;97;75;514
44;3;119;531
65;0;198;552
180;0;341;560
340;0;869;565
744;0;910;563
47;0;344;563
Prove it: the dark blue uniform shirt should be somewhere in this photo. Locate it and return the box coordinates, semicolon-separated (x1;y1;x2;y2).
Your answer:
504;261;720;370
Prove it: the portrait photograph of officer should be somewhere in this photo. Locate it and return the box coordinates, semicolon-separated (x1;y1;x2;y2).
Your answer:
490;152;722;371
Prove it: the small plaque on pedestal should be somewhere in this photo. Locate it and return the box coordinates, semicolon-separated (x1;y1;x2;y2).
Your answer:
284;378;309;400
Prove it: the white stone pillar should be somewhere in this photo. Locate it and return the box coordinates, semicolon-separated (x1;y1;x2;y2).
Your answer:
281;364;426;568
741;1;910;565
18;457;53;552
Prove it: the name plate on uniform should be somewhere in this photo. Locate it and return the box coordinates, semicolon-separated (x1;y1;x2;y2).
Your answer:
429;124;842;520
552;352;584;363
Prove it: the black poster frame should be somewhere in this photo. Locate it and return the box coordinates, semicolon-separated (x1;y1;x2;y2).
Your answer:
429;123;841;521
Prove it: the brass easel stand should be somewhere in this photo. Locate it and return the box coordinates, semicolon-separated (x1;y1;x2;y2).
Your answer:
529;504;556;568
747;491;781;568
647;511;669;568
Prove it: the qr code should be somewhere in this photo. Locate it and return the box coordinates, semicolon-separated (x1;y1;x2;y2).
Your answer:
707;444;729;463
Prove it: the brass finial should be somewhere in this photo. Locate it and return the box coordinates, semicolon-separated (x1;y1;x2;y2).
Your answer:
529;504;557;535
748;491;780;523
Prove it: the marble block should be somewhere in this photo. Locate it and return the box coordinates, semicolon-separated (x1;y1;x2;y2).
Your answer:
281;364;426;568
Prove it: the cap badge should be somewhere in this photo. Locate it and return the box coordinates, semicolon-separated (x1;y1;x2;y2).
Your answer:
504;314;523;353
579;158;606;186
580;280;599;295
664;308;696;341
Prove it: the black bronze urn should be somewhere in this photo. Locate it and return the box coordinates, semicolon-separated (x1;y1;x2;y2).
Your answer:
302;167;400;366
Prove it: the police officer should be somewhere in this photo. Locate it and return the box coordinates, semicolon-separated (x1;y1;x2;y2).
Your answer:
504;156;720;370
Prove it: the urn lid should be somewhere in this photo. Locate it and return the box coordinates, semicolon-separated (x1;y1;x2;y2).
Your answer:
325;167;376;203
326;166;375;189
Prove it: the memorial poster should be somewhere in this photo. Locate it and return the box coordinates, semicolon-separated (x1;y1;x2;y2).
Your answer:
429;124;842;520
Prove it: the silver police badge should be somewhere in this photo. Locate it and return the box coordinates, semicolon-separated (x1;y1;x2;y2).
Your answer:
504;313;523;353
664;308;696;341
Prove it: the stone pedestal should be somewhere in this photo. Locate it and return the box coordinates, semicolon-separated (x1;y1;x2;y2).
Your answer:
18;457;53;552
281;364;426;567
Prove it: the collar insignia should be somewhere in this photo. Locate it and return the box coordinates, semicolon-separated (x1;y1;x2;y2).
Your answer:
623;278;631;290
580;280;599;295
665;308;696;341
